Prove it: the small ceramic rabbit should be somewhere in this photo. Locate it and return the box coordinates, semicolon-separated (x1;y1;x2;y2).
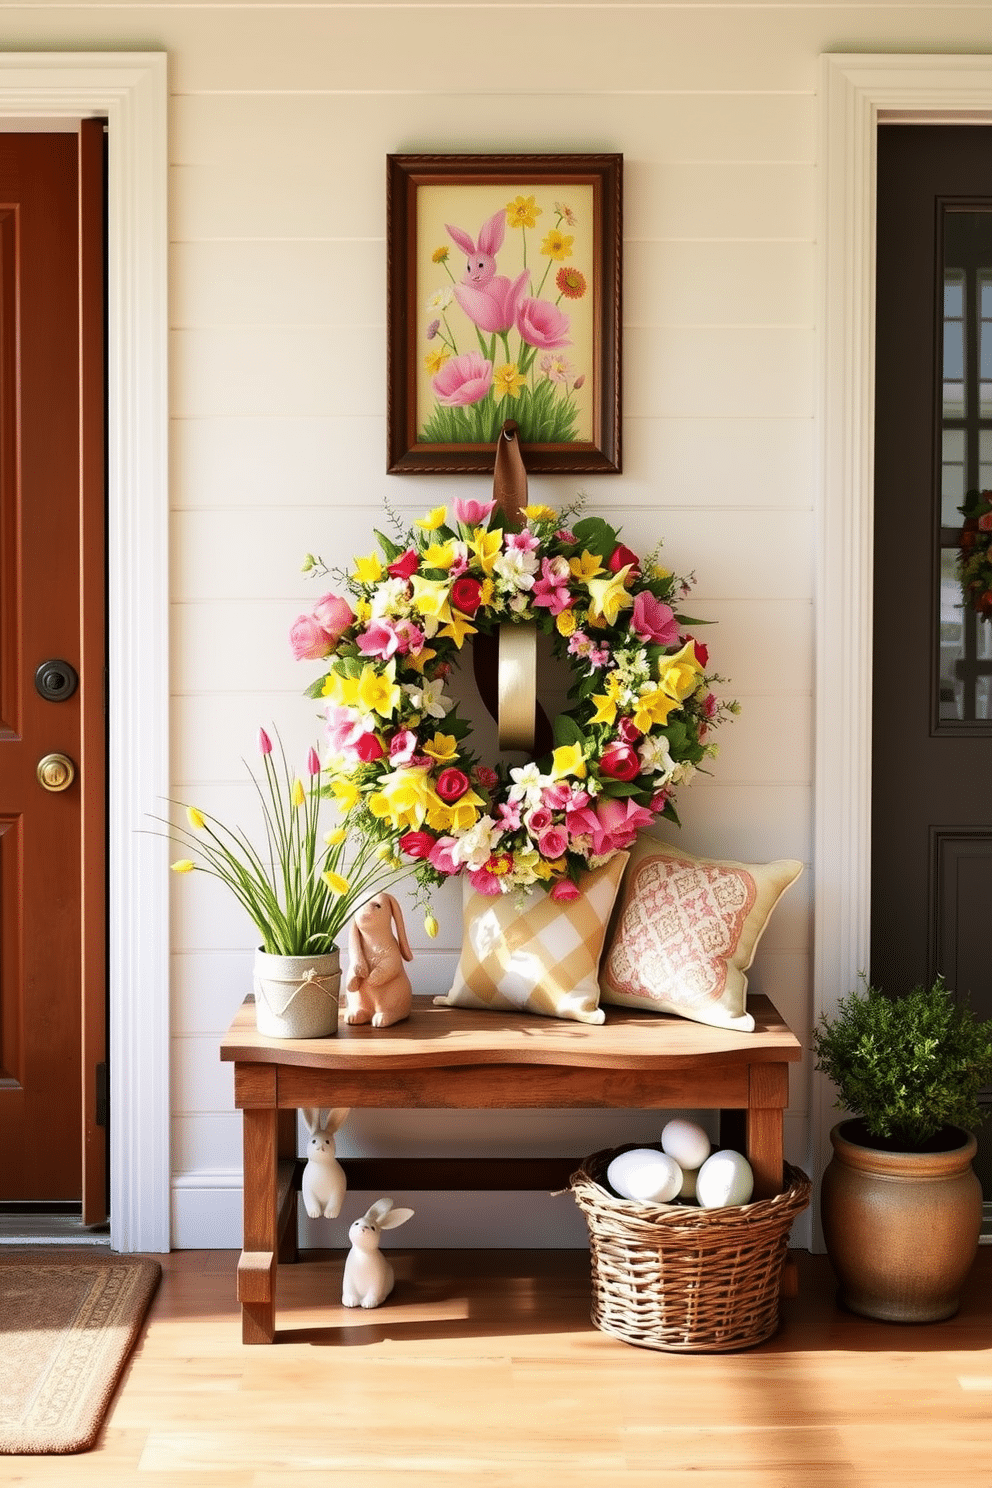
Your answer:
345;893;414;1029
341;1197;414;1309
300;1107;349;1219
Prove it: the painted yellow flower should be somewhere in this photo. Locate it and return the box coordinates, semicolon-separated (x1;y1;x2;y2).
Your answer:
354;552;383;585
186;806;205;831
424;912;440;939
355;598;372;624
324;828;347;846
506;194;542;229
431;245;449;264
587;566;635;625
427;791;484;833
540;228;574;261
556;608;578;637
415;506;447;531
423;348;451;376
479;577;496;607
171;858;195;873
493;362;526;401
290;778;306;808
470;526;503;575
568;549;604;582
329;777;361;812
356;660;401;719
551;742;587;780
321;871;349;896
423;732;459;764
522;504;556;522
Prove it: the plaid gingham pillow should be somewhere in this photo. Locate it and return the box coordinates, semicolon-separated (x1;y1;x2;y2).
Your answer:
434;855;629;1025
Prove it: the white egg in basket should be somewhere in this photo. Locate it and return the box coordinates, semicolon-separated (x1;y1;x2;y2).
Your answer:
606;1147;684;1204
695;1149;755;1209
660;1118;711;1172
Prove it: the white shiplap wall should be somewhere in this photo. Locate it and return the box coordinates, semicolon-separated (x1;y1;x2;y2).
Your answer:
16;1;987;1248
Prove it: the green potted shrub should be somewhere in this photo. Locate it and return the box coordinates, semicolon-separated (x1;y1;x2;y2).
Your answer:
812;976;992;1322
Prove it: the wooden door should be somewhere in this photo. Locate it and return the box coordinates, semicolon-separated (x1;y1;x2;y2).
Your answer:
873;125;992;1194
0;125;106;1216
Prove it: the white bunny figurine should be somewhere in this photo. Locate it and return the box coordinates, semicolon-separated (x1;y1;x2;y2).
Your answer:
341;1197;414;1309
345;893;414;1029
300;1107;350;1220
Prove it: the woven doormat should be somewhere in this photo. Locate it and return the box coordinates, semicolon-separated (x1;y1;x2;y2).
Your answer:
0;1251;161;1454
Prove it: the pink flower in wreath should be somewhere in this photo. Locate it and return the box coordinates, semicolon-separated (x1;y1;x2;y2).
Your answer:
428;837;460;876
452;497;496;528
631;591;680;647
432;352;493;406
516;296;571;350
357;618;404;660
389;729;419;765
550;878;581;903
538;826;569;860
600;741;641;782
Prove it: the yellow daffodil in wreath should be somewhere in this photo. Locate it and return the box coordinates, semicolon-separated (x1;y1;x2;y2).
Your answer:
289;499;736;921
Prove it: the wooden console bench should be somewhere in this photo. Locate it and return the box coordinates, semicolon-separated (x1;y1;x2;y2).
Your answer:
220;992;803;1343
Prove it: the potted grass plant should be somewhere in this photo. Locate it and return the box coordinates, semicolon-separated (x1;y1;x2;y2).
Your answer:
166;728;409;1038
812;975;992;1322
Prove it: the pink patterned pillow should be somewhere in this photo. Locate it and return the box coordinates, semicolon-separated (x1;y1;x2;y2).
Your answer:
599;836;802;1031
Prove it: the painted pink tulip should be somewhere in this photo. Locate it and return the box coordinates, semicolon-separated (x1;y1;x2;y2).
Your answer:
257;727;273;755
454;269;530;334
312;593;354;643
307;747;321;777
631;591;680;647
289;592;354;661
357;618;403;660
516;296;572;350
432;352;494;407
389;729;418;765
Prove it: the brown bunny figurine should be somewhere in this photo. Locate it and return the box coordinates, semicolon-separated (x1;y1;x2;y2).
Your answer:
345;893;414;1028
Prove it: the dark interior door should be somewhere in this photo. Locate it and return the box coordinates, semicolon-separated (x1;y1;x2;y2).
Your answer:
873;125;992;1191
0;126;106;1216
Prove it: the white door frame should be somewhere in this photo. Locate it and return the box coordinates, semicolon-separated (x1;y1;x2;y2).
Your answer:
0;55;169;1251
815;54;992;1232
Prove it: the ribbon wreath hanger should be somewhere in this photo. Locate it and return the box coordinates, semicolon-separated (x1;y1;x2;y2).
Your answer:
472;421;553;756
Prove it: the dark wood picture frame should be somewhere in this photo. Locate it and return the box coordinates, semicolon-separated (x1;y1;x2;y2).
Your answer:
387;153;622;475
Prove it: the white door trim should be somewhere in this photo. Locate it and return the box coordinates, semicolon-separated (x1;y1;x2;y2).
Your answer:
0;54;169;1251
815;54;992;1238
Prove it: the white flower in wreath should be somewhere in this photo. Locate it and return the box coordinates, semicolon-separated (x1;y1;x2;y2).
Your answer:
451;815;502;869
493;546;538;589
401;677;451;719
507;762;553;809
370;577;413;619
639;733;676;780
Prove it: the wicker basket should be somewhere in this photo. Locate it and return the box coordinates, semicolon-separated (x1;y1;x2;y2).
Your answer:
569;1146;812;1353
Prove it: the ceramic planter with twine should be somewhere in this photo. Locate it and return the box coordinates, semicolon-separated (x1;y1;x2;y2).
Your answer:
820;1118;982;1322
253;948;341;1039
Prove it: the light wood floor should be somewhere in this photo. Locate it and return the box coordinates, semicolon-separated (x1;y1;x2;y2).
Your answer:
5;1246;992;1486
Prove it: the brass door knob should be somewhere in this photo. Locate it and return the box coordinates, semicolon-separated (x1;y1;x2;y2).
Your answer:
37;752;75;792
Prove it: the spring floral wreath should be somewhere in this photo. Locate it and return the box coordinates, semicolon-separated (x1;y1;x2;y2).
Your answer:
290;497;736;919
958;488;992;620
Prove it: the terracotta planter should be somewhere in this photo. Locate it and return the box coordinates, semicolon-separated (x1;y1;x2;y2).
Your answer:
821;1118;982;1322
252;948;341;1039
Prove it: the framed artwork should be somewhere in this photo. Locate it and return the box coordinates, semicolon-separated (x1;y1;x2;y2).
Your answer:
387;153;622;475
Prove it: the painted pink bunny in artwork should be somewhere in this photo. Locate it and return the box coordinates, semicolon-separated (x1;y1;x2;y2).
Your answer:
445;209;530;334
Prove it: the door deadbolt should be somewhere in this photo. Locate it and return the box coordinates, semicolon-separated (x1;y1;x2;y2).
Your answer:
37;753;75;793
35;659;78;702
